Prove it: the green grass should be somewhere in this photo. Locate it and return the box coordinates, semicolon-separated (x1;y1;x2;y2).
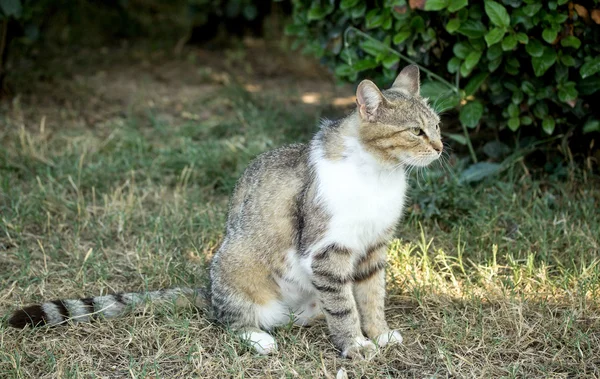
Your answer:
1;54;599;378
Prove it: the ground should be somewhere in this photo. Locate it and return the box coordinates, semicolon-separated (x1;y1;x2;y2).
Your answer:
1;39;599;378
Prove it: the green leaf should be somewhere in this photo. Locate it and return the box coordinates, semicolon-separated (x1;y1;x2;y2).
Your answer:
505;57;520;75
487;44;503;60
469;5;483;19
512;90;524;104
484;0;511;28
340;0;360;11
420;81;454;99
512;9;535;29
307;3;334;20
555;63;568;83
457;19;487;38
382;14;393;30
533;102;548;119
536;86;554;100
410;16;426;31
366;9;385;29
485;27;505;47
542;28;558;44
542;116;555;134
464;72;488;96
521;116;533;125
526;39;544;57
445;133;468;145
460;162;502;183
501;35;518;51
448;0;468;12
463;51;482;73
515;33;529;44
470;38;486;52
521;81;535;96
488;57;502;72
460;100;484;128
420;81;461;112
504;81;519;92
558;82;578;103
532;47;557;77
382;55;400;69
360;39;388;57
522;3;542;16
553;13;568;23
335;64;355;77
446;18;461;33
560;55;576;67
0;0;22;17
580;57;600;79
351;58;379;71
453;42;471;59
578;76;600;95
561;36;581;49
507;117;520;131
393;31;411;44
447;57;462;74
583;119;600;134
425;0;449;11
351;3;366;18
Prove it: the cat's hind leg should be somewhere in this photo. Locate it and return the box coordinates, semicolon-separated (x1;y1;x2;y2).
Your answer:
238;327;278;355
211;252;289;355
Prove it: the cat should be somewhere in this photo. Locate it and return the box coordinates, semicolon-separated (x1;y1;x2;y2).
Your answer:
7;65;442;359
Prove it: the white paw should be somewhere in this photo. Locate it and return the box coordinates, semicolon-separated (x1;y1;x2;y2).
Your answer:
240;330;278;355
336;368;349;379
341;337;377;359
374;330;403;347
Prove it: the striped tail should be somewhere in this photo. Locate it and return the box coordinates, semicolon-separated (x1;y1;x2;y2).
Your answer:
8;287;207;328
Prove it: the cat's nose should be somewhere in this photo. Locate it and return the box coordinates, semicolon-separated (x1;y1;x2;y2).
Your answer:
432;142;443;153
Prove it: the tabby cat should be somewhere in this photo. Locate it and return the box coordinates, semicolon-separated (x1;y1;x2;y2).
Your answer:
8;65;442;359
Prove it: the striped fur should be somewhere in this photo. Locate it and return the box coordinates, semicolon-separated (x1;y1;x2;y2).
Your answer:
8;288;206;328
8;65;440;359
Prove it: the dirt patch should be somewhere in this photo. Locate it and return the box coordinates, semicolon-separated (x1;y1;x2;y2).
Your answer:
2;38;353;136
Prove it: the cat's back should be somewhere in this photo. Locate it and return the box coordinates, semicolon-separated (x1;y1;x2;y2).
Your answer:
225;143;311;236
243;143;309;177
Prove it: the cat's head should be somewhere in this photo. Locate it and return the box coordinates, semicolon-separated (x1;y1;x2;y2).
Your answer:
356;65;442;167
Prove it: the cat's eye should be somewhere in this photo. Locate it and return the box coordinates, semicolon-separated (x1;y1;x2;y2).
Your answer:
410;127;425;136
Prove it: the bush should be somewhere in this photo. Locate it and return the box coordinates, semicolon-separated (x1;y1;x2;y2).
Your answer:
285;0;600;145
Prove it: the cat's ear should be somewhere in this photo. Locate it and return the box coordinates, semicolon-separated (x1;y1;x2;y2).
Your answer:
356;80;384;122
392;64;420;96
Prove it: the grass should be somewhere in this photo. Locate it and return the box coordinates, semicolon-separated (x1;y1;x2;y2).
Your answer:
1;46;599;378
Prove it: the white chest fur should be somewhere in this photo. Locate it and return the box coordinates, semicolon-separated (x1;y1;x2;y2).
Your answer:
312;137;407;253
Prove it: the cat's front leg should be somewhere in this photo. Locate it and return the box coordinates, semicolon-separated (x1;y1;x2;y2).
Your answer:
353;242;403;347
310;244;376;359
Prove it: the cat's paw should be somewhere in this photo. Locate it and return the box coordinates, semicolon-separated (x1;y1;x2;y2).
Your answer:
374;330;403;347
341;337;377;360
240;329;278;355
